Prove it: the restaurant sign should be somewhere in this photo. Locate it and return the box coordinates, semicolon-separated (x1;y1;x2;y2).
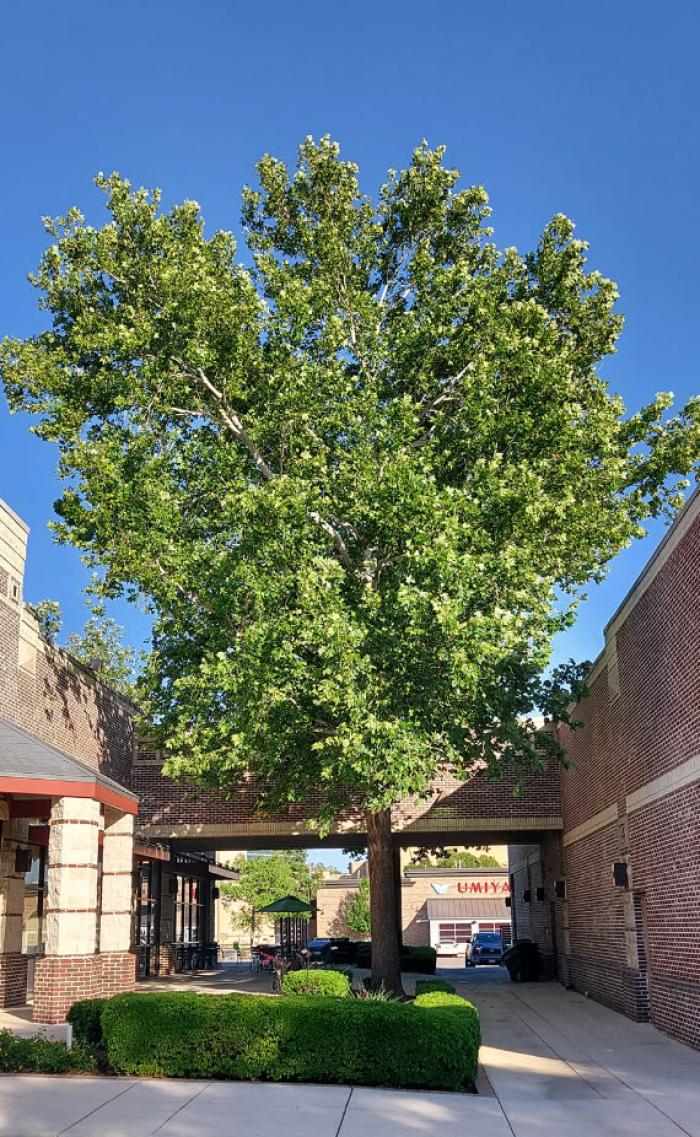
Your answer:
431;879;510;896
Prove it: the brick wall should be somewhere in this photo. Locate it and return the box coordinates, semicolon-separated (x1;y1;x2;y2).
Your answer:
132;757;562;845
522;497;700;1049
0;600;134;785
32;951;137;1024
0;953;28;1007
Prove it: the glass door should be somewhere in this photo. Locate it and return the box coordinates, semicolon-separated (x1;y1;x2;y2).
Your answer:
136;862;158;977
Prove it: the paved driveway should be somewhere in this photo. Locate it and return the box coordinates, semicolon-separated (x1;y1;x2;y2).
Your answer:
1;966;699;1135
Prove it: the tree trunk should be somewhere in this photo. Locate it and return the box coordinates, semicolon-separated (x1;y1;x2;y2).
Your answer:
366;809;404;995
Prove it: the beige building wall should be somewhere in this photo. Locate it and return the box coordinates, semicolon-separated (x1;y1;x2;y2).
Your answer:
316;848;510;946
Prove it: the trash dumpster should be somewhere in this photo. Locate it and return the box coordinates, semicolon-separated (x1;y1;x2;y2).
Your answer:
502;939;541;981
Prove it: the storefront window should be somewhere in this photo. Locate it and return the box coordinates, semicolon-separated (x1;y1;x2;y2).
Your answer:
22;846;46;952
174;875;205;943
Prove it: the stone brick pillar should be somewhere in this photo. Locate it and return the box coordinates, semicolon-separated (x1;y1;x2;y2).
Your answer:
32;796;101;1023
99;808;137;995
0;802;29;1007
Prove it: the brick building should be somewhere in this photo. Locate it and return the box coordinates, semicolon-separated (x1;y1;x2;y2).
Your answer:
315;854;511;949
510;486;700;1049
0;499;235;1022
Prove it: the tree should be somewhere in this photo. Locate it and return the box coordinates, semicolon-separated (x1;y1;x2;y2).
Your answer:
34;599;62;644
343;879;371;937
220;851;318;939
32;598;139;698
2;140;698;993
410;847;502;869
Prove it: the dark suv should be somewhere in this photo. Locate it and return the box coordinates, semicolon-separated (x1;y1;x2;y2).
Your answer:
466;931;503;966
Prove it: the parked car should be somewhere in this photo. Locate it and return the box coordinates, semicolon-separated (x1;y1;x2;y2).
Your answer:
466;931;503;966
305;937;332;962
323;938;358;964
435;940;461;956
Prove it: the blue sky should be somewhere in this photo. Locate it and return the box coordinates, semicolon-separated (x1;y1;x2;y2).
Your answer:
1;0;699;670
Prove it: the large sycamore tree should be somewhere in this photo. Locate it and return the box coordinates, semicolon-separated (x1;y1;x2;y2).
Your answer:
3;139;698;992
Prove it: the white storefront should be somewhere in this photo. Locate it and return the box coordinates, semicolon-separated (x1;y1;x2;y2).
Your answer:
425;880;511;948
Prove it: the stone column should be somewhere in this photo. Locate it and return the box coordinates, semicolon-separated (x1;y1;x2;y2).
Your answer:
99;808;137;996
32;796;101;1023
0;802;29;1007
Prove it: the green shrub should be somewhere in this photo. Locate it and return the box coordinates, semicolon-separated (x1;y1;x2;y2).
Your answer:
67;997;108;1045
415;978;456;995
355;943;437;974
101;990;480;1090
401;946;437;974
0;1029;95;1074
282;969;351;997
414;992;481;1083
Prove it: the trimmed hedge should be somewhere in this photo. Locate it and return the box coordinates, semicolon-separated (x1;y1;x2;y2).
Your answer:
414;978;456;995
414;992;480;1083
355;943;437;974
282;969;351;997
101;991;480;1090
67;997;108;1045
0;1029;94;1074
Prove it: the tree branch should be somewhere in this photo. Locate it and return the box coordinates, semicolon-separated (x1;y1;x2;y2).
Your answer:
309;511;355;570
194;368;276;481
177;363;360;574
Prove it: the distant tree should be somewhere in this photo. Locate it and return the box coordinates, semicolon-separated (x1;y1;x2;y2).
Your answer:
34;599;62;643
343;879;371;937
410;846;503;869
31;597;139;698
220;850;319;939
66;606;139;699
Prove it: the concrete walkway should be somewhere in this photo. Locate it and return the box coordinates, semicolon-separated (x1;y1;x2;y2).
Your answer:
449;963;700;1136
1;966;699;1135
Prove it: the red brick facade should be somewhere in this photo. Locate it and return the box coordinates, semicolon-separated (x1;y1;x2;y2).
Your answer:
0;953;29;1007
32;951;137;1024
0;602;134;787
132;759;562;848
511;492;700;1050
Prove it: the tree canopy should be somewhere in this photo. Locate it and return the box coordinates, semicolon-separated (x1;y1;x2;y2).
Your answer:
2;138;699;990
220;851;324;937
410;847;503;869
33;597;139;698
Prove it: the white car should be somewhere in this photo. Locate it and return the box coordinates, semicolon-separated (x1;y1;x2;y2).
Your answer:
434;940;461;956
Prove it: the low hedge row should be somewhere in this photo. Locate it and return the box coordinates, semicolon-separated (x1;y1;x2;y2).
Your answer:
99;990;480;1089
0;1029;94;1074
355;944;437;974
281;969;351;997
414;978;456;995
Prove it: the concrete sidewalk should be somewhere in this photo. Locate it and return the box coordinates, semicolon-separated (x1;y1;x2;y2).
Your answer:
1;969;699;1135
451;964;700;1136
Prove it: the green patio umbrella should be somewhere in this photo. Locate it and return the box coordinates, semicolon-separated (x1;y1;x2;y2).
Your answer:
258;894;313;915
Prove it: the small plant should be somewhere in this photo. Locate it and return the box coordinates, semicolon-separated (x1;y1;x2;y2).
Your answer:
0;1029;96;1074
282;968;351;997
357;981;397;1001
